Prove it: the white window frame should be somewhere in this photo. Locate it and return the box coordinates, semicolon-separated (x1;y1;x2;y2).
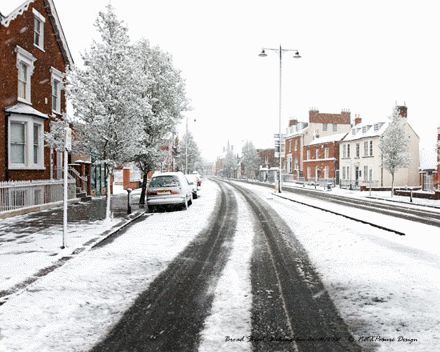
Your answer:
325;147;329;159
8;114;45;170
316;149;319;159
307;149;310;160
324;166;329;179
16;46;36;104
333;124;337;132
323;123;328;132
294;157;298;171
33;8;45;51
356;143;360;157
343;144;347;158
294;139;298;151
369;141;373;156
51;67;64;114
347;144;351;158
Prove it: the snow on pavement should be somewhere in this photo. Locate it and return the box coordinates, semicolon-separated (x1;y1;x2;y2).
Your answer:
0;181;219;352
0;184;139;295
236;181;440;352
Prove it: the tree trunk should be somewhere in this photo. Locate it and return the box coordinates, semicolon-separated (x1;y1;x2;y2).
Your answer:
391;173;395;198
139;173;148;207
106;171;112;221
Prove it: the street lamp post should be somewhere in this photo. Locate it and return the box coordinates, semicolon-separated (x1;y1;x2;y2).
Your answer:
259;45;300;193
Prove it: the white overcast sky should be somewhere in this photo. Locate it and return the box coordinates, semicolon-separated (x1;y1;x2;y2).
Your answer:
5;0;440;161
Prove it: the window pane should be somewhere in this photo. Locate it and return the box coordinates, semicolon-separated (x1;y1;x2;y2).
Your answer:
18;63;28;100
34;18;41;46
34;125;40;164
11;123;25;143
11;123;25;164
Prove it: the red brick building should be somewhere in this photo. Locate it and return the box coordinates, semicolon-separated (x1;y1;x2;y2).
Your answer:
303;133;347;182
283;109;352;176
0;0;73;181
257;148;276;169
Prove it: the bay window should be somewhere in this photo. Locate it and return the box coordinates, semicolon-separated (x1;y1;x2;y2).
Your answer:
8;115;45;170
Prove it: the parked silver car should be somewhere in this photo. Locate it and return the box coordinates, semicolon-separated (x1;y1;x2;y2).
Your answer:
185;174;198;199
147;172;192;212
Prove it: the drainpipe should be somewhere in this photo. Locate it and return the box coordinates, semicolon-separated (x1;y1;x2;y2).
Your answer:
5;112;9;181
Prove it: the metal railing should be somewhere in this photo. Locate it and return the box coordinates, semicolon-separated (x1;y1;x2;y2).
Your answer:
0;178;76;213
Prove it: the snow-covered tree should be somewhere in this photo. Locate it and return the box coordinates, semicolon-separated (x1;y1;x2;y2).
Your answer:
178;131;201;174
130;39;190;206
241;140;260;179
64;5;150;220
379;106;411;197
223;143;237;178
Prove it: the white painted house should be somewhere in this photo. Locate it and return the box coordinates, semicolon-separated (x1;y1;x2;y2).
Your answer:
339;105;420;189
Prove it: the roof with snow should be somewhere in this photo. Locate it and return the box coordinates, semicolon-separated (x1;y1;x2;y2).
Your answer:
5;102;49;119
342;121;390;142
307;132;348;146
1;0;73;65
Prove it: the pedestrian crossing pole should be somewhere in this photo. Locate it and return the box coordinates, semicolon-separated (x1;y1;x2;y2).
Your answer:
62;127;72;249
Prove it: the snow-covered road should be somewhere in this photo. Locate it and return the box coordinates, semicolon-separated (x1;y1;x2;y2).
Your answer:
0;179;439;352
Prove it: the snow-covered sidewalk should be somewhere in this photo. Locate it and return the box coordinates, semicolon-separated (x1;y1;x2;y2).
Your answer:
0;185;142;300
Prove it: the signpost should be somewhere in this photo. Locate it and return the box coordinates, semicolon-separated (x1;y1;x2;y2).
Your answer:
62;127;72;249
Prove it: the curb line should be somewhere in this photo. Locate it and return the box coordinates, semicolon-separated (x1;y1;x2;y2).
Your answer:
0;211;149;305
273;192;406;236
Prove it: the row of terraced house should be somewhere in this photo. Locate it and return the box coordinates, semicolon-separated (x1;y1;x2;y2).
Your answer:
280;106;440;196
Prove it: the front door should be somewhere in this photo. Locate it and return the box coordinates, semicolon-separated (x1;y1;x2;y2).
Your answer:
355;166;359;186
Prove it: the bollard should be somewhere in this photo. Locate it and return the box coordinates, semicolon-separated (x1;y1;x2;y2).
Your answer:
126;188;132;214
410;188;413;203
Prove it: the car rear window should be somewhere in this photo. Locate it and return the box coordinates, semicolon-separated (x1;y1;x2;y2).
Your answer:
149;176;180;188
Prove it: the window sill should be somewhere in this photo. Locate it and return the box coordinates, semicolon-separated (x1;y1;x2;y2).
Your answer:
17;97;32;105
9;165;46;170
362;155;374;158
34;43;45;52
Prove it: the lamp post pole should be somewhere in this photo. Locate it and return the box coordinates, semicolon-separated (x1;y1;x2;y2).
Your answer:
259;45;300;193
185;115;188;175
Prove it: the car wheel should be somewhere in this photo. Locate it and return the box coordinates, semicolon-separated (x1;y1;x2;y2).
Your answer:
148;205;156;213
182;198;188;211
188;194;193;206
193;192;198;199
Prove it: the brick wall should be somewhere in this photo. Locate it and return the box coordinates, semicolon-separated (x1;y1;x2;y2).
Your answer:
257;148;276;169
0;0;68;181
309;109;351;125
303;142;339;179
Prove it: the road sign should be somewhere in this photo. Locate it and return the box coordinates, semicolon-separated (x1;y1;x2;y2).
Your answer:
65;127;72;151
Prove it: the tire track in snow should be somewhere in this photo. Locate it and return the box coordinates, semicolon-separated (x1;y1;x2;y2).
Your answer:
91;179;238;352
198;186;254;352
226;181;361;352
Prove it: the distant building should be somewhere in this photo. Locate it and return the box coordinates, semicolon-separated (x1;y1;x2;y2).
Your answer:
303;133;347;183
283;109;352;176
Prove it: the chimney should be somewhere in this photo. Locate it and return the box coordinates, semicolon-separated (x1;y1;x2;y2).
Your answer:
354;114;362;126
397;105;408;118
289;118;298;127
